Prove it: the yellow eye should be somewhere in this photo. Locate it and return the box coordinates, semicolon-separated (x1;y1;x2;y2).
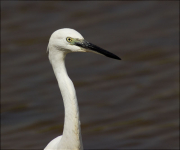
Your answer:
66;37;73;43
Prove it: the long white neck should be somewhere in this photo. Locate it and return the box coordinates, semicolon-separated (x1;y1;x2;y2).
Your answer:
49;48;83;150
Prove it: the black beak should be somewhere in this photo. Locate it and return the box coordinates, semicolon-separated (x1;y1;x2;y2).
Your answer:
75;40;121;60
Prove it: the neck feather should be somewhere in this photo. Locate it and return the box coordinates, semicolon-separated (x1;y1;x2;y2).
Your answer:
49;49;83;150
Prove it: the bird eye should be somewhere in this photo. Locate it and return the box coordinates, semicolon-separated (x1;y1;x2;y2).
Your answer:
66;37;73;43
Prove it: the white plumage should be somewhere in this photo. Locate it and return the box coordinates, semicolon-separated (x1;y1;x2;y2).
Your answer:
44;28;120;150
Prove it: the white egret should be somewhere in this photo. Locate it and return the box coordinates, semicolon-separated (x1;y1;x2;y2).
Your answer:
44;28;121;150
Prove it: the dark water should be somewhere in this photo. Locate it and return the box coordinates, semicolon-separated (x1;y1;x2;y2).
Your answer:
1;1;179;149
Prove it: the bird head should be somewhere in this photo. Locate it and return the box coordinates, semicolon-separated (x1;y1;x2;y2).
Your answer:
48;28;121;60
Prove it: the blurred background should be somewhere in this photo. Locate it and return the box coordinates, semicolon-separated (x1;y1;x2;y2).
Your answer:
1;1;179;149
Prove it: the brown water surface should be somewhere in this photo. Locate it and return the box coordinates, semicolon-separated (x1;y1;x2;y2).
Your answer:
1;1;179;149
